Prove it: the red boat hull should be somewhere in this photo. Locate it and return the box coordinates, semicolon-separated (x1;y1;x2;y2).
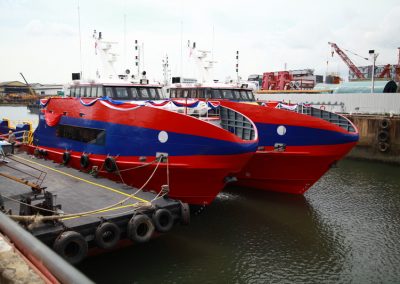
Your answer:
28;97;259;205
219;101;359;194
234;143;357;194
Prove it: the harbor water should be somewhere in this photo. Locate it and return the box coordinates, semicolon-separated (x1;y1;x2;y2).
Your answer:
1;106;400;283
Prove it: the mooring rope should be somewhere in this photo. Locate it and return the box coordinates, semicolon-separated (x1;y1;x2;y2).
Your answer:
5;155;167;222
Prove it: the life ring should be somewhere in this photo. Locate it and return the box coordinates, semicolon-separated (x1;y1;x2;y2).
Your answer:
80;154;90;168
320;105;326;110
53;231;88;264
94;222;121;249
127;214;154;243
180;202;190;225
377;130;389;142
62;151;71;165
378;142;390;152
379;118;390;129
152;209;174;233
104;156;117;173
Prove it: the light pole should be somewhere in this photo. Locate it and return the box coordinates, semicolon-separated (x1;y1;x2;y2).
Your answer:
369;49;378;93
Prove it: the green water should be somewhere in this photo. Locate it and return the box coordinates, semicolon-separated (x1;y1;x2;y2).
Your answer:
78;159;400;283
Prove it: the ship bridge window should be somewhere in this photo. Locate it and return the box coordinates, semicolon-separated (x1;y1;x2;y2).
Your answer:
97;87;103;97
70;87;76;97
240;90;248;100
115;87;129;99
189;89;197;98
81;87;88;97
197;89;205;98
211;89;222;99
57;124;106;145
233;90;241;100
138;88;150;99
130;87;138;99
148;88;158;99
105;87;113;98
247;91;255;101
90;86;97;97
221;89;234;99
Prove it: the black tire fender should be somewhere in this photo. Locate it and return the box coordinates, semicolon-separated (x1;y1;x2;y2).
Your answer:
377;130;389;142
104;156;117;173
94;222;121;249
33;148;40;157
62;151;71;165
80;154;90;168
53;231;88;264
378;142;390;152
379;118;390;129
180;202;190;225
127;214;154;243
152;209;174;233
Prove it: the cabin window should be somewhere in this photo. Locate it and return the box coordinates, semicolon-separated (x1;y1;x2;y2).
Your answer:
247;91;255;101
211;89;222;99
56;124;106;145
221;90;234;99
170;89;176;98
70;87;76;97
197;89;205;98
105;87;113;98
139;88;150;99
240;90;248;100
148;88;157;99
183;90;189;98
97;87;103;97
115;87;129;99
233;90;241;100
176;89;182;98
191;89;197;98
81;87;87;97
91;86;97;97
130;88;138;99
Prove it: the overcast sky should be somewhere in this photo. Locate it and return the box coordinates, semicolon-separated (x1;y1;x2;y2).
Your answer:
1;0;399;84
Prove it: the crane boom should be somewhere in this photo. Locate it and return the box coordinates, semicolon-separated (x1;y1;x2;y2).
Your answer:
328;42;366;79
19;72;37;97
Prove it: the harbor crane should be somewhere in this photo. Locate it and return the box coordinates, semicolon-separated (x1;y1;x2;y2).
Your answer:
328;42;366;79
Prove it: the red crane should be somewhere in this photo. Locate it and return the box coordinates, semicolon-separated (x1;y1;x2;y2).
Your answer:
328;42;366;79
377;64;391;78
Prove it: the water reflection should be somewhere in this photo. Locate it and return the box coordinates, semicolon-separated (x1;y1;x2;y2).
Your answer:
78;188;348;283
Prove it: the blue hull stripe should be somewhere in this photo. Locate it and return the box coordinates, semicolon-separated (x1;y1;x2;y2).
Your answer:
33;115;257;156
256;122;359;146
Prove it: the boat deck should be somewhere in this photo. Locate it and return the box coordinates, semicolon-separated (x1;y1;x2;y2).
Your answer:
0;150;187;250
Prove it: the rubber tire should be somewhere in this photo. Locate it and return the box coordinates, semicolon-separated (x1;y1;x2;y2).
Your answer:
104;157;117;173
180;203;190;225
378;142;390;152
127;214;154;243
33;148;40;157
53;231;88;264
80;154;90;168
152;209;174;233
94;222;121;249
379;119;390;129
62;152;71;165
377;130;389;142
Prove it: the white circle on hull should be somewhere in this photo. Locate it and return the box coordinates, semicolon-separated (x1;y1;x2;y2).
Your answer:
277;125;286;136
158;131;168;143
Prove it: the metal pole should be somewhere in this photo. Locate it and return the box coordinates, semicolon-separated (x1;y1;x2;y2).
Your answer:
369;50;378;93
0;212;94;284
